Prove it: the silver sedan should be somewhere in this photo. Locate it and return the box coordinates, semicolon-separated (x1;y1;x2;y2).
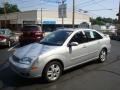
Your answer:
9;28;111;82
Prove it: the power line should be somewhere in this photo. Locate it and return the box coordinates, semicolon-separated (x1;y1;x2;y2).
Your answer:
76;0;93;7
92;0;109;10
12;0;59;10
76;10;100;17
77;0;108;8
79;9;112;12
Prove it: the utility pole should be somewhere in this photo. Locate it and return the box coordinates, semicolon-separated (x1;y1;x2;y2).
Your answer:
62;0;64;28
16;12;19;31
41;8;43;30
3;0;7;28
72;0;75;29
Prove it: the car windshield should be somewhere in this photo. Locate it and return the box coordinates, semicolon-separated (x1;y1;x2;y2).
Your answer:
40;30;73;46
0;30;5;35
0;29;12;35
22;26;41;31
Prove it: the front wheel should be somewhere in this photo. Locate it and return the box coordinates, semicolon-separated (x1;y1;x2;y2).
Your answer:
43;61;62;82
98;49;107;63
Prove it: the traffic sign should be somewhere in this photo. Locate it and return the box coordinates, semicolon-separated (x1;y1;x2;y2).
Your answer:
58;4;67;18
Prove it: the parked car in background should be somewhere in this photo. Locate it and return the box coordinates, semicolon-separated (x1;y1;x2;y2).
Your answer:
9;28;111;82
19;25;44;46
0;29;16;47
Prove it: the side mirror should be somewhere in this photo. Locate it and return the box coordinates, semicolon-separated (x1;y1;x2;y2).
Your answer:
68;42;79;47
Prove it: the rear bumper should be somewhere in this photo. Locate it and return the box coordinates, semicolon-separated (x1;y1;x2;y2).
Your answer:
19;37;42;44
0;41;8;45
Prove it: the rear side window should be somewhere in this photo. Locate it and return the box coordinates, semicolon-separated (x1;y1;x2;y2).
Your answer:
84;30;95;41
84;30;103;41
22;26;41;31
93;31;103;40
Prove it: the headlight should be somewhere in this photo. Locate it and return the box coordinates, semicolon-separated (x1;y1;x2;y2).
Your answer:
19;57;32;65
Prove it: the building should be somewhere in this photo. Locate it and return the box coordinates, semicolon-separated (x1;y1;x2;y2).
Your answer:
116;1;120;35
0;10;91;31
91;24;117;35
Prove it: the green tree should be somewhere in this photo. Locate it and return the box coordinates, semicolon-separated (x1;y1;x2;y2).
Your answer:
0;2;20;14
90;17;105;25
90;17;118;25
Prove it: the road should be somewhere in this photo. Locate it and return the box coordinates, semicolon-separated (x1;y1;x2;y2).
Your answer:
0;40;120;90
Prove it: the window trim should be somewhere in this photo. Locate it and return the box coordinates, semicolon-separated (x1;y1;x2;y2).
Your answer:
84;30;103;42
68;31;87;45
92;31;103;40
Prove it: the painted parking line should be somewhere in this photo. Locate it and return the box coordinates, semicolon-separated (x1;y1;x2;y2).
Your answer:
7;43;19;52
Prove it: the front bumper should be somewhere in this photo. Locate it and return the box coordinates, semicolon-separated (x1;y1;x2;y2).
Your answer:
9;57;42;78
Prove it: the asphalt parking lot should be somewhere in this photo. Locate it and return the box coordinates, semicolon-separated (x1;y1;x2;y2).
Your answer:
0;40;120;90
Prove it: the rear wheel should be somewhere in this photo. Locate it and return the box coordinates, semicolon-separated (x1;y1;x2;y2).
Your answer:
98;49;107;63
43;61;62;82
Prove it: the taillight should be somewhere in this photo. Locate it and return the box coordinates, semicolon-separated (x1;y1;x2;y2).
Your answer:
0;36;6;41
35;31;43;36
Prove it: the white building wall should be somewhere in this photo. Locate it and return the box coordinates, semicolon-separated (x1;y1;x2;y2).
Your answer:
0;10;37;24
0;10;90;25
37;10;90;25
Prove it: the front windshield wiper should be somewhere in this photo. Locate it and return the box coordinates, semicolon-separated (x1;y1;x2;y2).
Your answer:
39;41;51;45
39;41;61;46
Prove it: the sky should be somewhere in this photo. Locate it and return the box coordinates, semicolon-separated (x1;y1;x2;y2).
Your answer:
0;0;119;19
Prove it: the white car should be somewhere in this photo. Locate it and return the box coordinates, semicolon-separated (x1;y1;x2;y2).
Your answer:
9;28;111;82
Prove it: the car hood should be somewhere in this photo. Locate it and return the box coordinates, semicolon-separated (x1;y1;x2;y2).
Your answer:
14;43;59;60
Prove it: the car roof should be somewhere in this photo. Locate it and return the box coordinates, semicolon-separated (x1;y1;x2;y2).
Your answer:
0;28;11;31
57;28;94;32
23;25;41;27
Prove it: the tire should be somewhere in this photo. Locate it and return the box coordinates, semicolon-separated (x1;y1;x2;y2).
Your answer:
20;42;24;47
98;49;107;63
43;61;63;82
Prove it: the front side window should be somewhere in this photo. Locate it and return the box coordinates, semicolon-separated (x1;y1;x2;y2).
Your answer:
40;30;73;46
70;31;86;44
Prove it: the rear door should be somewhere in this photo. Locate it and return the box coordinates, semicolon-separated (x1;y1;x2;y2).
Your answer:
83;30;103;60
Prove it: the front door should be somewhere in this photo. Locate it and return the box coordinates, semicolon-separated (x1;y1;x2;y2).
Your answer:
68;31;89;65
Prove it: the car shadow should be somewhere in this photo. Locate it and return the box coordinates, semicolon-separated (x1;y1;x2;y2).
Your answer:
0;60;100;88
0;46;8;49
63;60;99;75
0;67;47;87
